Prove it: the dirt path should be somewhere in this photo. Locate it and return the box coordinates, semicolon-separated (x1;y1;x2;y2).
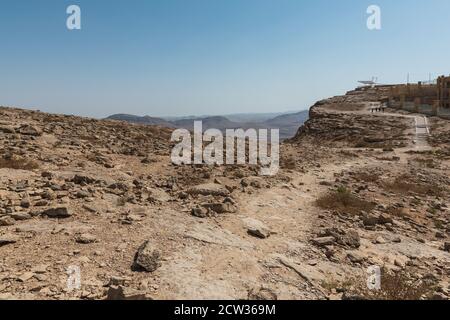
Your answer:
360;102;431;150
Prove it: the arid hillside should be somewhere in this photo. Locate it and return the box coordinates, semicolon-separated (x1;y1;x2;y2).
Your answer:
0;86;449;300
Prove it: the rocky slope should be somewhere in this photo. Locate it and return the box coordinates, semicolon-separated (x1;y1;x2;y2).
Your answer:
0;86;449;300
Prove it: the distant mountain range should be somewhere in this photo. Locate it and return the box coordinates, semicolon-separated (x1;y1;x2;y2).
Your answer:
106;110;309;140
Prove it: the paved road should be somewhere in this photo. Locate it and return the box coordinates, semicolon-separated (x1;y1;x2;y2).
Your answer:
413;115;430;148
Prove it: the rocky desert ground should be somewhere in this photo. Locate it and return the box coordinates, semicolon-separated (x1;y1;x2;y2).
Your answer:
0;86;449;300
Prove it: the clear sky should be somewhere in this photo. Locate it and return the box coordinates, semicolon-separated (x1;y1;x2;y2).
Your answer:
1;0;449;118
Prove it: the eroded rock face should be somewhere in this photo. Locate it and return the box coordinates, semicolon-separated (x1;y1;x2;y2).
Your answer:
132;241;161;273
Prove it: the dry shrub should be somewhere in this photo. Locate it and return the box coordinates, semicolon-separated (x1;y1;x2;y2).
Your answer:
316;186;375;215
0;156;39;170
385;174;445;197
411;157;440;169
281;155;296;170
386;206;409;218
340;268;435;300
116;196;128;207
352;171;380;183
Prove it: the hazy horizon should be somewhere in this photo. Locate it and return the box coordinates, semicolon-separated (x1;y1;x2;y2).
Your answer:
1;0;450;118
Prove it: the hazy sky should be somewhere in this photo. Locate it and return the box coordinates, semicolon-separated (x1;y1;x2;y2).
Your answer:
1;0;449;118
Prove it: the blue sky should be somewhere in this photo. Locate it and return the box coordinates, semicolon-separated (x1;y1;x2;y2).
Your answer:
1;0;449;118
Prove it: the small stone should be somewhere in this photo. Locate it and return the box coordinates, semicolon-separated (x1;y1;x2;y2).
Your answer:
108;276;129;287
0;216;16;226
244;218;271;239
31;264;49;274
377;213;393;224
10;212;31;221
17;272;35;282
20;198;31;208
444;242;450;252
347;252;364;263
435;232;446;239
202;202;236;214
187;183;230;197
17;124;41;136
312;236;336;247
76;190;90;199
191;206;209;218
75;233;97;244
375;236;387;244
0;125;15;134
362;214;378;227
41;207;72;218
0;236;18;246
106;286;149;300
132;241;161;272
337;230;360;249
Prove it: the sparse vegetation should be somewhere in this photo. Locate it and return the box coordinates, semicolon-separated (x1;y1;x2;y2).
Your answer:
386;206;408;218
116;196;128;207
337;268;436;300
352;171;380;183
316;186;375;215
385;174;445;197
